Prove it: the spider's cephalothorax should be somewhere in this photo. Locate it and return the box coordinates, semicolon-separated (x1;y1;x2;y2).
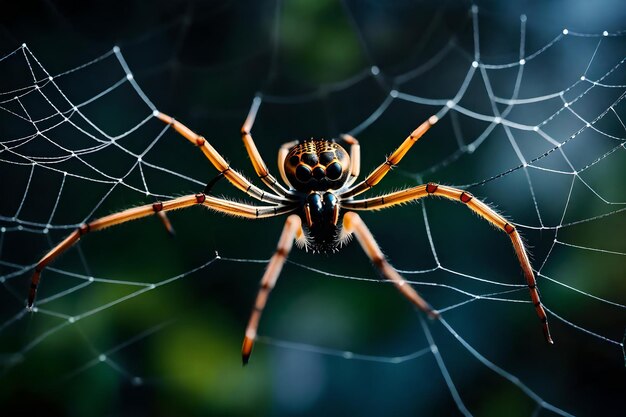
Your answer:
284;139;350;253
27;104;553;367
284;139;350;191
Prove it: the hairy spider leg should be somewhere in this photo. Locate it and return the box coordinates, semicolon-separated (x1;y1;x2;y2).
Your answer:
242;214;302;365
28;194;293;308
342;212;440;318
241;96;292;196
341;115;438;198
154;112;287;205
342;183;554;344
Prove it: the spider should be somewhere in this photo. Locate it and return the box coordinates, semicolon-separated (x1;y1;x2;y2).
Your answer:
27;96;553;364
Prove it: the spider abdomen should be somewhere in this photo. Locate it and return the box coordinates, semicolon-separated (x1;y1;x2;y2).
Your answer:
284;140;350;191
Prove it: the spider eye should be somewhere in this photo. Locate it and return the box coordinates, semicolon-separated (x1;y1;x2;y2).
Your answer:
301;153;319;166
295;164;312;182
319;151;335;165
326;162;342;180
312;166;326;180
289;155;300;166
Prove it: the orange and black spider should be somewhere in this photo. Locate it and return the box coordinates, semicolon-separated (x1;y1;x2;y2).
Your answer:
27;96;553;364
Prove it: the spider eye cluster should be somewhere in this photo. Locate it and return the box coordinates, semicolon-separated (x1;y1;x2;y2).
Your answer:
284;141;350;191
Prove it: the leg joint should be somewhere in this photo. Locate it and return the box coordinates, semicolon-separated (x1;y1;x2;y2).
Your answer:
426;183;439;194
504;223;516;234
372;256;385;268
460;192;473;203
195;137;206;147
78;224;90;236
152;201;163;212
195;193;206;204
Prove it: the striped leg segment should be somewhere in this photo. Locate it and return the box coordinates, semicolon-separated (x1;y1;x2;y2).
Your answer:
341;115;438;198
242;214;302;365
342;212;440;319
28;194;293;308
343;183;554;344
154;111;285;204
241;96;292;196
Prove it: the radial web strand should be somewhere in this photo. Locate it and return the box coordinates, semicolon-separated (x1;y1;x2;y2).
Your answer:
1;2;625;416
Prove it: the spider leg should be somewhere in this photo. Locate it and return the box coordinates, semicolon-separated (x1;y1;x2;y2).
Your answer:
341;116;438;198
242;214;302;365
339;134;361;187
28;193;294;308
342;183;554;344
156;210;176;237
277;139;299;189
342;212;440;318
241;96;293;196
154;111;285;204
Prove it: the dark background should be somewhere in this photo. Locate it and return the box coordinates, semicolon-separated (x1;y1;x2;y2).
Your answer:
1;1;625;416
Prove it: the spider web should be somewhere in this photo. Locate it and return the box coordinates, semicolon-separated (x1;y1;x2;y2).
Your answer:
1;1;625;415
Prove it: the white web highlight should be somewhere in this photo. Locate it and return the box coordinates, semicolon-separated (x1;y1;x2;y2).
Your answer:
1;3;625;416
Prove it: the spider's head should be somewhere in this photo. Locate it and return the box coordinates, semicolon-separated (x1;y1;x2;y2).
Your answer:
284;140;350;192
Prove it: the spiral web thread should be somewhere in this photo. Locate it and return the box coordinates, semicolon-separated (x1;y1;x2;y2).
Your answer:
1;3;625;416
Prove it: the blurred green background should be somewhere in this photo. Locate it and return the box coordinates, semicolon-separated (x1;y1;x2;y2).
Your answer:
1;0;625;416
